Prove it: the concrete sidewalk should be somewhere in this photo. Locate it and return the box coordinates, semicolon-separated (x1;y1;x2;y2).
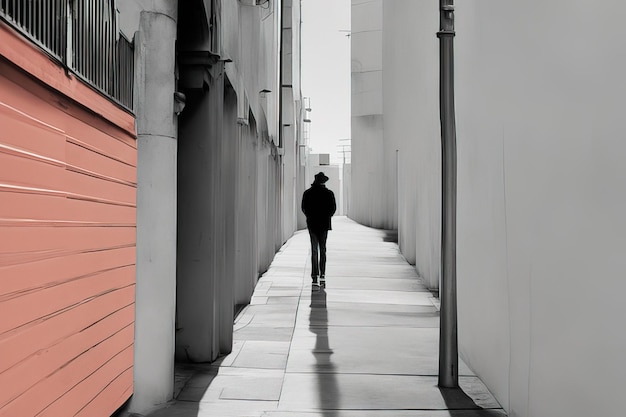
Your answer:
146;217;506;417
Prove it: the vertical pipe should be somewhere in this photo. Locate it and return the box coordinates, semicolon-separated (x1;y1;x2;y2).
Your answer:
437;0;458;388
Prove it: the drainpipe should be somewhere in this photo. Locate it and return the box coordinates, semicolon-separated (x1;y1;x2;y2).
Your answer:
437;0;458;388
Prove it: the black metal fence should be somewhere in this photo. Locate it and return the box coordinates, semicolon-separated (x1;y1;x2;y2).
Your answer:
0;0;134;111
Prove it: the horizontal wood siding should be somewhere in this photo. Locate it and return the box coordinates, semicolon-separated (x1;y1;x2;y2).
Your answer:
0;50;136;416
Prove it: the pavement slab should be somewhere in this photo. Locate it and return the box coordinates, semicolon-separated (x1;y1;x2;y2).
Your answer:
144;217;506;417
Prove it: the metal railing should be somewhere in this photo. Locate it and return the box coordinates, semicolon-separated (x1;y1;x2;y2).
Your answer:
0;0;67;59
0;0;134;111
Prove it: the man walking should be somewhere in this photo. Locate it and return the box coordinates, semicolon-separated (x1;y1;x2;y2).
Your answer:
302;172;336;287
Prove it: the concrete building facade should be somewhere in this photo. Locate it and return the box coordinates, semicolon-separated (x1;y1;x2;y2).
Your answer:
120;0;304;414
351;1;626;416
1;1;302;416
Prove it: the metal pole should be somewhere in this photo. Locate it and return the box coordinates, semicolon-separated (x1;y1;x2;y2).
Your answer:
437;0;458;388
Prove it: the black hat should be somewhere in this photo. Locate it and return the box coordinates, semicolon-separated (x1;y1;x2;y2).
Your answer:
314;172;329;184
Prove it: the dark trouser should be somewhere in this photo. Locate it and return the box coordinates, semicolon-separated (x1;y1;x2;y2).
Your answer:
308;228;328;279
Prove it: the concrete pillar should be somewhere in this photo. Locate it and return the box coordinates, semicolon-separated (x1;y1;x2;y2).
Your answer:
220;84;238;354
130;3;178;414
176;63;228;362
256;143;269;272
281;125;297;240
296;144;308;230
234;117;259;306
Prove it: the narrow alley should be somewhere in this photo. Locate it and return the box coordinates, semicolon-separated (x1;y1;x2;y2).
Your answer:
146;217;505;417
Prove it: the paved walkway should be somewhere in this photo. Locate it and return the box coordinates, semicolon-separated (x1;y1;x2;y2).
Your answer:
146;217;506;417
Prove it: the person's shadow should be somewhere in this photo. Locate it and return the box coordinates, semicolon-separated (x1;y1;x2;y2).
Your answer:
309;287;340;416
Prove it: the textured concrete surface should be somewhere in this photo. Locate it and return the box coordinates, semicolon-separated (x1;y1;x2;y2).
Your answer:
145;217;506;417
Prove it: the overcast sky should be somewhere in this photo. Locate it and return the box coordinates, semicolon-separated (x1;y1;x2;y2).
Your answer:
301;0;351;163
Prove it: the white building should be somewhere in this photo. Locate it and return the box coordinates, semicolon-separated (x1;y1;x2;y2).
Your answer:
351;1;626;416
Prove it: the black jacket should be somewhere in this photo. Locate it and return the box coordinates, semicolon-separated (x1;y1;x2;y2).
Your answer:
301;184;336;232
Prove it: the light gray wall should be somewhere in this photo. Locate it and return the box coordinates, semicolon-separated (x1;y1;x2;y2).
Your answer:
350;0;390;229
342;163;351;216
354;1;626;416
234;114;261;306
222;0;281;145
382;0;440;286
455;2;626;415
281;0;302;243
351;0;439;284
296;142;310;230
255;139;282;271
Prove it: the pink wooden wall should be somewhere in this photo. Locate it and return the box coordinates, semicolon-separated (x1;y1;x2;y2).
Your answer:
0;22;136;417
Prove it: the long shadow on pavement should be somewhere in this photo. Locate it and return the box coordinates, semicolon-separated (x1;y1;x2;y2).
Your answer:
310;287;341;416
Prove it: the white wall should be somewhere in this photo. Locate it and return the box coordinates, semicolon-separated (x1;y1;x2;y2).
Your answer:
455;2;626;416
351;0;440;285
382;0;440;286
281;0;303;243
358;1;626;416
350;0;389;228
222;0;281;145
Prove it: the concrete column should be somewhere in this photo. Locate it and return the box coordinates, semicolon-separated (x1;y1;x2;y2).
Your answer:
235;119;259;306
130;3;178;414
219;84;238;354
176;64;226;363
296;143;308;230
281;125;297;240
